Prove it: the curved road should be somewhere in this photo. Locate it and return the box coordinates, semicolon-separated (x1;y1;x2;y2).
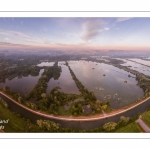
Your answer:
1;91;150;122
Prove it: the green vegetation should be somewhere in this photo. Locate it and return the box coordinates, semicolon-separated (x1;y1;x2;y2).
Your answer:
37;120;60;132
57;106;71;116
65;61;111;115
118;116;130;126
101;115;140;133
0;97;8;108
101;101;112;113
103;122;117;132
115;122;142;133
0;101;144;133
26;62;62;101
66;61;97;101
0;53;72;82
1;54;150;132
1;86;23;104
0;103;41;132
141;110;150;127
0;55;41;82
48;86;80;115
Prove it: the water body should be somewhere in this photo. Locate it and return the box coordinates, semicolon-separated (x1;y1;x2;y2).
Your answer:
129;58;150;66
0;69;44;97
68;60;144;109
117;58;150;76
46;61;80;95
1;93;150;130
37;62;55;67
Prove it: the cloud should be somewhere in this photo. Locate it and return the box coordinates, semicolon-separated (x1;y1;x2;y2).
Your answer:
25;39;39;43
80;19;105;42
116;17;133;22
62;32;78;39
104;27;110;31
0;29;31;39
54;43;69;46
0;42;11;45
4;38;9;41
0;42;27;47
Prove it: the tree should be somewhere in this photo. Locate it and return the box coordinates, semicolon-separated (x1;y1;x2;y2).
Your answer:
18;96;23;103
118;116;130;126
41;93;46;98
101;104;108;111
36;120;60;131
103;122;117;132
37;120;43;128
0;98;8;108
96;100;100;104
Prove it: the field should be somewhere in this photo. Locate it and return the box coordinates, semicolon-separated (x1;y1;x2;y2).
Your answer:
141;110;150;127
115;122;142;133
0;103;39;132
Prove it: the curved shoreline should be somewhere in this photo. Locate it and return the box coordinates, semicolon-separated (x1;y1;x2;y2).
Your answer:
0;92;150;121
0;91;150;122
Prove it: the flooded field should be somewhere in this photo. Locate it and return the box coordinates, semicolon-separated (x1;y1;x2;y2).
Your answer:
37;62;55;67
46;61;80;94
0;60;145;110
117;58;150;76
0;69;44;97
129;58;150;66
68;60;144;109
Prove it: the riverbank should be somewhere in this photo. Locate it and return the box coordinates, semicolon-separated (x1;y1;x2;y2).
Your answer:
1;91;150;122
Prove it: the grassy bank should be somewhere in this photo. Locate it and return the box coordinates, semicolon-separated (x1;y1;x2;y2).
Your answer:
141;110;150;128
115;122;142;133
0;103;40;132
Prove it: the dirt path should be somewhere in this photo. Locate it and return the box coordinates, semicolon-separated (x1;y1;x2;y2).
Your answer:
135;116;150;132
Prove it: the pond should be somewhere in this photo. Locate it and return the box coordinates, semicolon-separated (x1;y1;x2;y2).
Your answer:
129;58;150;66
117;58;150;76
68;60;144;109
0;60;145;110
0;69;44;97
46;61;80;95
37;62;55;67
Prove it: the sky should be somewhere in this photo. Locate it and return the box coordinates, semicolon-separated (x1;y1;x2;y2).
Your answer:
0;17;150;52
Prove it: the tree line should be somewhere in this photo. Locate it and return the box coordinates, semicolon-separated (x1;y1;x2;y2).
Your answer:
26;62;62;101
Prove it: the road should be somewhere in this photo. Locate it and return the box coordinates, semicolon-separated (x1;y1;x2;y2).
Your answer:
1;91;150;122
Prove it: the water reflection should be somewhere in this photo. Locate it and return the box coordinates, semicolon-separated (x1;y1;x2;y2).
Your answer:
68;60;144;109
118;58;150;76
37;62;55;67
0;69;44;97
46;62;80;95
